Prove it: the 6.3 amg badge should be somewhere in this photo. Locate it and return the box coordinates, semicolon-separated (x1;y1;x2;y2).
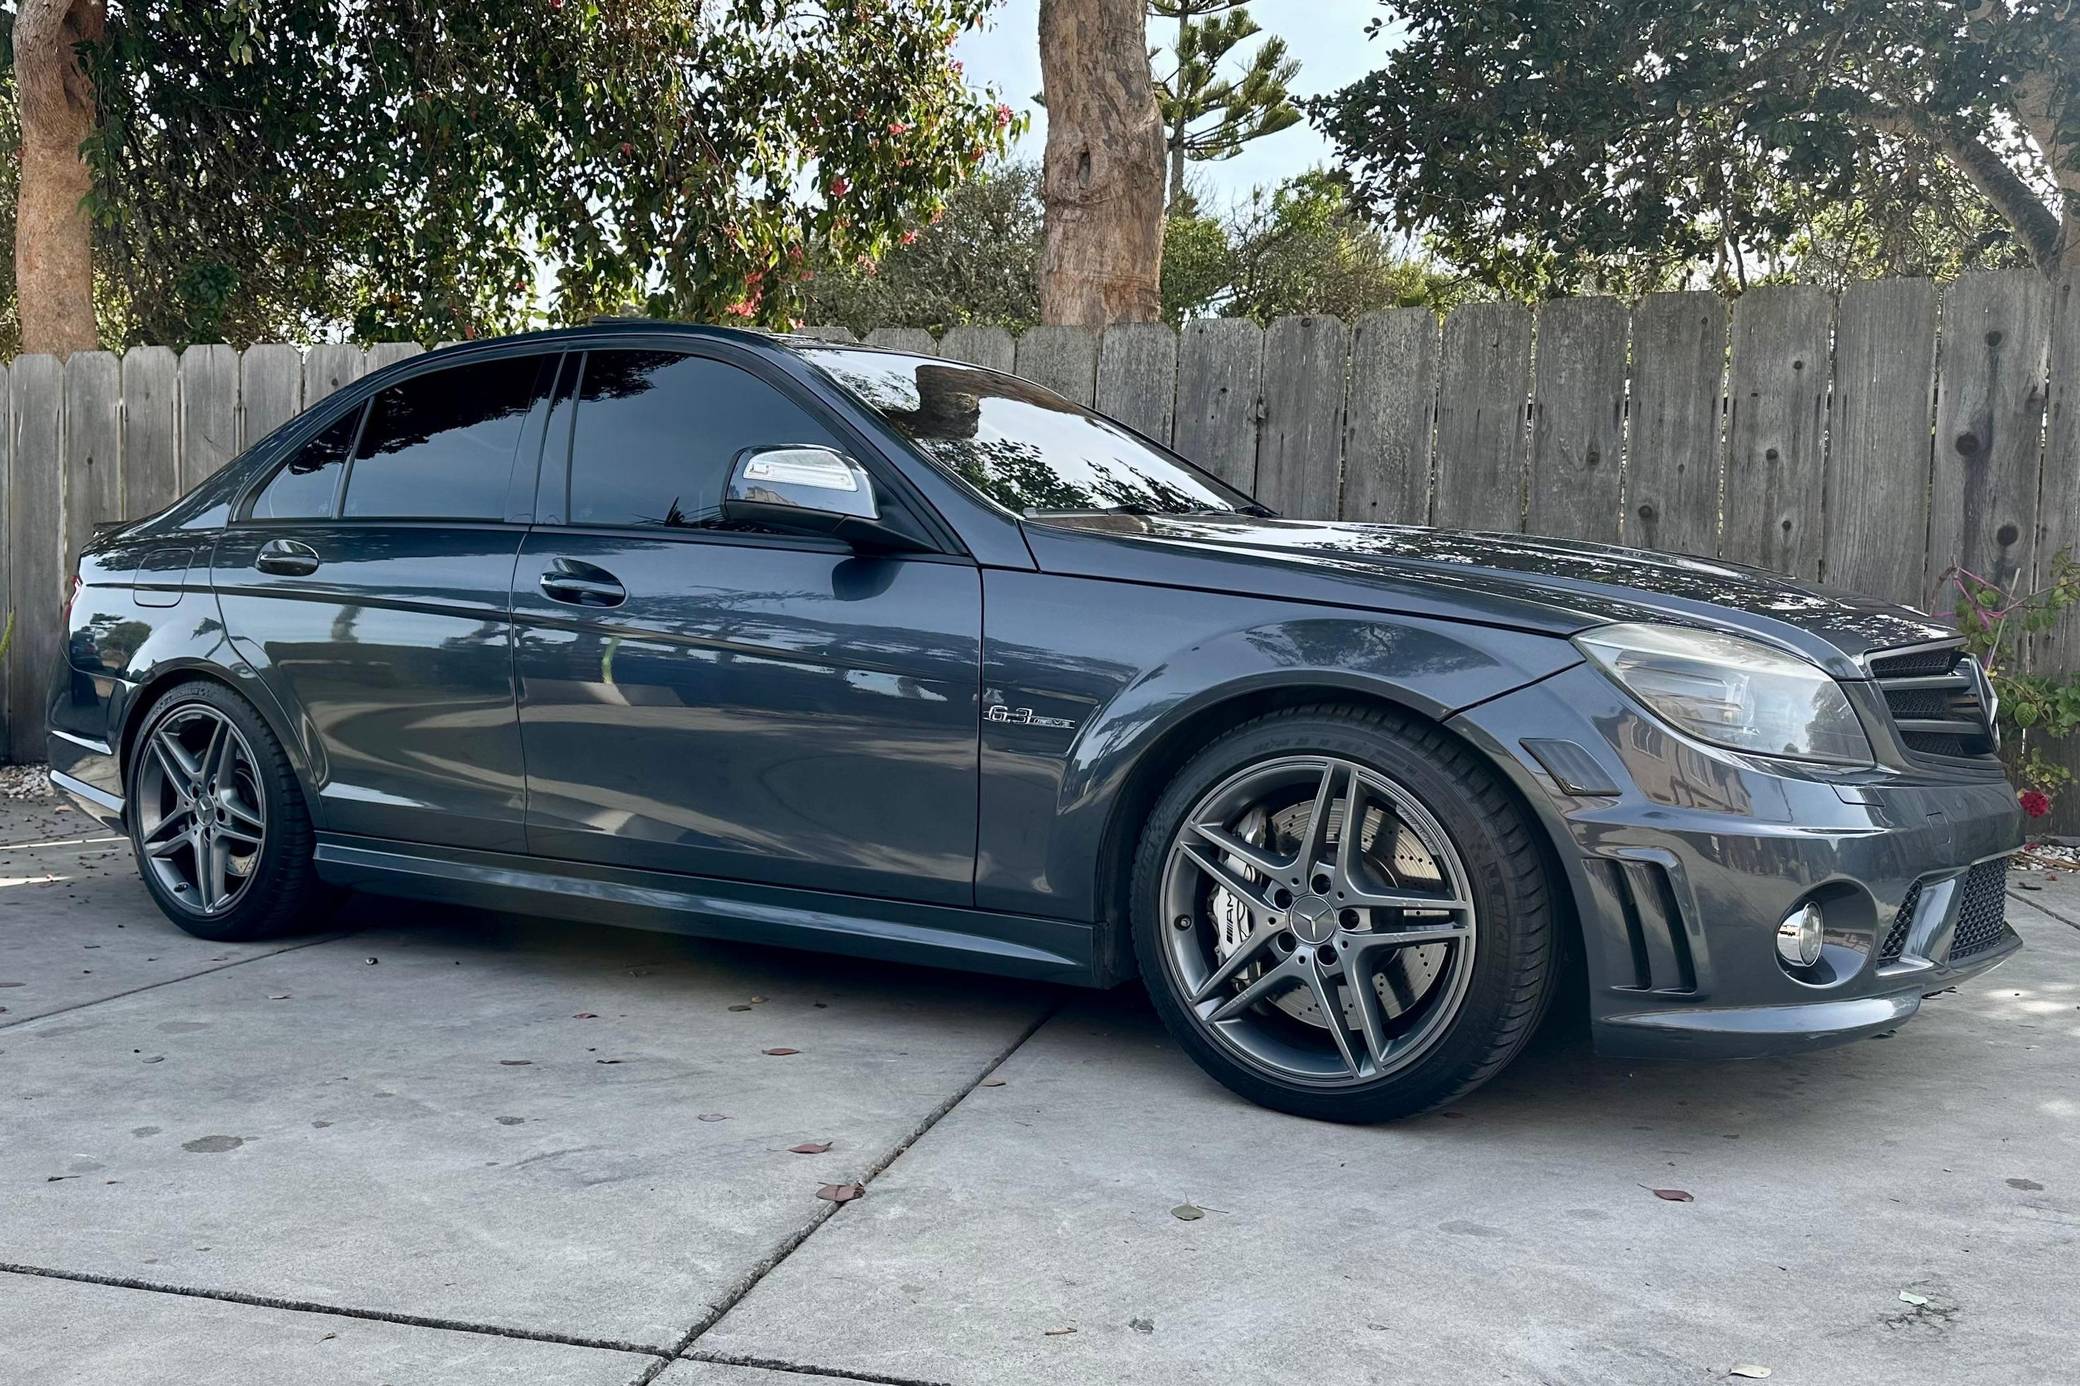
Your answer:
985;703;1077;730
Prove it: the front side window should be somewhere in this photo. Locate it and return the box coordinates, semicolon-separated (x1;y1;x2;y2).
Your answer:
803;348;1252;517
250;408;361;520
567;349;842;530
340;356;546;520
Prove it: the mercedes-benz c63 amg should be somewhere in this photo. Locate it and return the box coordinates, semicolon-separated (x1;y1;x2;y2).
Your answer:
48;324;2023;1120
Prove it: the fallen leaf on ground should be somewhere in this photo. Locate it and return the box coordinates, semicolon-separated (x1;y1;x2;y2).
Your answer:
498;1060;532;1067
1129;1317;1154;1333
572;1012;599;1019
2005;1178;2044;1191
980;1077;1007;1087
763;1047;800;1056
267;994;291;1001
728;1004;753;1012
816;1182;864;1204
789;1141;832;1154
1171;1203;1205;1221
1650;1188;1694;1202
1898;1291;1930;1306
1043;1326;1077;1337
594;1058;624;1065
1729;1366;1771;1379
697;1113;729;1123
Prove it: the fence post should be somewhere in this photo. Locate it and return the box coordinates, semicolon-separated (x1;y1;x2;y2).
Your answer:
178;345;240;491
1433;302;1532;532
1341;308;1439;526
63;353;124;592
1722;284;1833;579
1625;292;1726;556
1173;318;1263;495
1015;326;1100;406
938;326;1015;372
1096;322;1179;446
121;346;180;521
1257;316;1349;519
1527;297;1628;544
240;344;304;450
7;356;64;759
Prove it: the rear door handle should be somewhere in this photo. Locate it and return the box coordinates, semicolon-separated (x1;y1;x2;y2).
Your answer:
254;539;321;577
539;558;626;608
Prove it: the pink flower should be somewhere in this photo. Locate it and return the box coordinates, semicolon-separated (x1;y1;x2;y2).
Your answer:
900;229;919;246
995;102;1014;129
2020;788;2052;818
724;298;758;319
887;121;912;137
829;176;851;198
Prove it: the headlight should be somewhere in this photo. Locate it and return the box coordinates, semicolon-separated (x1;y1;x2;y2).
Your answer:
1573;622;1872;765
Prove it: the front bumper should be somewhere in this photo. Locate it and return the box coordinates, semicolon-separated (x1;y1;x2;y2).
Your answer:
1451;663;2025;1060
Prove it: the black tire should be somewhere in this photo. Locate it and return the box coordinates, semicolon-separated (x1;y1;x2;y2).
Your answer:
1130;703;1558;1122
126;679;330;942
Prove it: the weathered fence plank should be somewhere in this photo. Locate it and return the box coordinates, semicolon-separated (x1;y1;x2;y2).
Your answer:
1626;292;1726;555
1927;270;2054;602
121;346;180;520
240;343;304;451
1825;279;1938;608
178;345;240;490
1341;308;1438;526
1722;284;1832;578
865;327;936;355
63;353;124;584
1096;322;1178;445
8;356;64;757
2040;276;2080;835
1433;302;1531;531
1015;326;1099;406
0;361;11;760
938;325;1015;372
304;344;369;404
1527;297;1628;543
796;326;858;343
368;341;424;372
1173;318;1263;494
1257;316;1348;518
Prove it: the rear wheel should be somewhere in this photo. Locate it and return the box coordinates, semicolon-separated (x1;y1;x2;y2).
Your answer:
127;680;327;942
1131;704;1558;1122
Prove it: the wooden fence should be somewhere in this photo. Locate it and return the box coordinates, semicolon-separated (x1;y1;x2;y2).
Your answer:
2;271;2076;827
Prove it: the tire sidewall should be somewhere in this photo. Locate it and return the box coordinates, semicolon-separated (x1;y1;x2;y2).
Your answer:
1131;709;1551;1122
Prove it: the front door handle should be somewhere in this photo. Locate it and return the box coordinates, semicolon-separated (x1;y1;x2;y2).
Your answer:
255;539;321;577
539;558;626;608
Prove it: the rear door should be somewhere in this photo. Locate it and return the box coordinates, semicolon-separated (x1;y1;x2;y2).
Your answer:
510;343;982;905
215;349;557;851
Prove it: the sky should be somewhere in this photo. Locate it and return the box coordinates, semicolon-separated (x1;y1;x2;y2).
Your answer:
954;0;1390;210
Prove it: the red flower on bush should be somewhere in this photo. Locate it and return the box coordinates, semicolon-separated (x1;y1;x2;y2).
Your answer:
899;229;919;246
2020;789;2052;818
829;176;851;199
887;121;912;136
995;102;1014;129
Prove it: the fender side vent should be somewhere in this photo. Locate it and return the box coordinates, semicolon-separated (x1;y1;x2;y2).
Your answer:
1589;858;1698;994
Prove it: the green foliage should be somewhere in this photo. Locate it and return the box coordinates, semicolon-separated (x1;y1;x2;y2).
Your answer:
1161;209;1233;322
801;161;1043;337
1151;0;1299;202
1316;0;2074;297
1222;171;1467;323
31;0;1017;347
1949;550;2080;801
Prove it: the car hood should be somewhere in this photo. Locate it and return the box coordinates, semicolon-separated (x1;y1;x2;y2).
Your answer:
1023;514;1953;677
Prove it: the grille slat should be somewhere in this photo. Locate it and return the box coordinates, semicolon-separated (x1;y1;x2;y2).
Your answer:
1878;881;1921;962
1866;642;1998;760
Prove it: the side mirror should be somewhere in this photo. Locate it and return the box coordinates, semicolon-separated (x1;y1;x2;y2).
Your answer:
722;446;927;552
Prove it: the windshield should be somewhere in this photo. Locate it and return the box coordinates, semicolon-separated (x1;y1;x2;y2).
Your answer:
802;347;1257;517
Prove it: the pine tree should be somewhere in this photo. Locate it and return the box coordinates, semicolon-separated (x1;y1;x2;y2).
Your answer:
1151;1;1301;209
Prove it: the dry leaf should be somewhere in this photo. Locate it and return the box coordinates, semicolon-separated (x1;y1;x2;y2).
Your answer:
763;1047;800;1056
728;1004;753;1012
980;1077;1007;1087
1650;1188;1694;1202
498;1059;532;1067
789;1141;832;1155
572;1012;599;1019
1171;1203;1205;1221
1043;1327;1077;1337
1729;1366;1771;1380
697;1113;729;1123
1898;1291;1930;1306
816;1182;864;1204
594;1058;624;1065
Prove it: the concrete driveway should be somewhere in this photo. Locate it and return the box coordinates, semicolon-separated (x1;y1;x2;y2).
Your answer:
2;795;2075;1386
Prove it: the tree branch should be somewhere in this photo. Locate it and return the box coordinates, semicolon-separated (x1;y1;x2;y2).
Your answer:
1844;99;2065;270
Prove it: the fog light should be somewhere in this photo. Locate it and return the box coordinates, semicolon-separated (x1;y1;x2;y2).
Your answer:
1775;903;1825;967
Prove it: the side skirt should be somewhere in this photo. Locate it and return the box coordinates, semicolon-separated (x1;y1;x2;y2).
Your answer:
313;834;1101;986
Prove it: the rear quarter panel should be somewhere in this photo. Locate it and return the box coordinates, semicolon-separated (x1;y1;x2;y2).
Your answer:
976;568;1583;923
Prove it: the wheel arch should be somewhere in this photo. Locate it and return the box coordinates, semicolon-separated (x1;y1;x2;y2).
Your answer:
116;660;325;823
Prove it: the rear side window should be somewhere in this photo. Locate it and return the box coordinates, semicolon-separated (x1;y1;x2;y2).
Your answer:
341;356;547;520
567;350;841;530
250;408;361;520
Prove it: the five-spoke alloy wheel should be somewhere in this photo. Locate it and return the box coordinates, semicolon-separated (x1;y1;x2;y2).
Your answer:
127;680;327;942
1133;704;1558;1122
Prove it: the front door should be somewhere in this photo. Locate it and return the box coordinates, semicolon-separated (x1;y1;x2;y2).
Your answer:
511;345;981;906
216;350;557;852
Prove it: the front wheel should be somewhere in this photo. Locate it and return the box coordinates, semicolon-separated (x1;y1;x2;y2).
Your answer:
1130;704;1559;1122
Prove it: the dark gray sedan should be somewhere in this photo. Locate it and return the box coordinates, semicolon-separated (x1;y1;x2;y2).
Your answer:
48;323;2023;1121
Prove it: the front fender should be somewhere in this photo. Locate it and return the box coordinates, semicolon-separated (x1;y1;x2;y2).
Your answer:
975;569;1581;923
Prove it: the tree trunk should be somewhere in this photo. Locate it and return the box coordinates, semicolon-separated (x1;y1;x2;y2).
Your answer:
14;0;106;358
1037;0;1165;325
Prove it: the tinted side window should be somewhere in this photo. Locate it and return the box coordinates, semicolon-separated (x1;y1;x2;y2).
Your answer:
568;350;840;530
251;407;361;519
341;356;546;520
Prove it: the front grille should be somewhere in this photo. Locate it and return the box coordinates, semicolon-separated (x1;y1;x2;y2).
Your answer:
1879;880;1920;962
1947;858;2011;961
1866;642;1998;760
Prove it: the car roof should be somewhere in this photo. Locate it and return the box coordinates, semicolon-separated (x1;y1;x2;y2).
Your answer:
415;320;921;364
